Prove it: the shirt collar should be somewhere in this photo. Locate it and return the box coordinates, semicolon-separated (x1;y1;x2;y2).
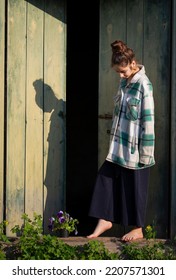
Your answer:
120;65;145;87
130;65;145;83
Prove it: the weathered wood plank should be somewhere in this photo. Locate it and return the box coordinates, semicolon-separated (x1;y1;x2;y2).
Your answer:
126;0;143;63
99;0;127;166
143;0;171;238
170;0;176;239
25;0;44;218
43;0;66;232
0;0;5;222
6;0;27;235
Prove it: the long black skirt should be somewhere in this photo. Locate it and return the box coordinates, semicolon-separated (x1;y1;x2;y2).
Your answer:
88;160;150;227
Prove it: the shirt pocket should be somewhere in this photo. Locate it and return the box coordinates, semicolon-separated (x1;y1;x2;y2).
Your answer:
126;97;140;121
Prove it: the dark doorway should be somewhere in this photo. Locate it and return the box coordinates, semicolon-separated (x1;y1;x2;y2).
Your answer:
66;1;100;235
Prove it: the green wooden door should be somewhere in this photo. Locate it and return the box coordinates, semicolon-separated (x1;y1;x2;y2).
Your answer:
0;0;66;235
99;0;171;238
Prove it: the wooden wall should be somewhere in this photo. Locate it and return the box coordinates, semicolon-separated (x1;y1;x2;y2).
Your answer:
171;0;176;239
99;0;174;238
0;0;66;235
0;0;5;224
0;0;176;239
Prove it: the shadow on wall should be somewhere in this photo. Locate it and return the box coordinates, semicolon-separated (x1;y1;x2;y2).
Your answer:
25;0;67;23
33;79;66;233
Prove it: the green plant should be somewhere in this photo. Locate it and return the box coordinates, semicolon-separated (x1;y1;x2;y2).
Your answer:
120;241;176;260
0;220;10;243
0;247;6;259
11;212;43;237
144;224;157;240
77;240;118;260
41;236;76;260
0;212;175;260
9;213;119;259
11;213;43;259
48;210;79;235
11;212;77;259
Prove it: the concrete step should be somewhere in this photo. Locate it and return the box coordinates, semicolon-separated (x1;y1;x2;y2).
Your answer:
59;236;167;254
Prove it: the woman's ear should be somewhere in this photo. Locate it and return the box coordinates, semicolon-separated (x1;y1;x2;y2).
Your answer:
131;60;136;68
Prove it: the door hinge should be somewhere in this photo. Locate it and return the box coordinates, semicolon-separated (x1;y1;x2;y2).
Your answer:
98;113;112;119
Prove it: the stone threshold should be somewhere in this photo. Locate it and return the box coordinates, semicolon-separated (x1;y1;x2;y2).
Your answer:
59;236;168;254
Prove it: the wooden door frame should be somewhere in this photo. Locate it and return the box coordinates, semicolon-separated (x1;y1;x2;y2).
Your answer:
170;0;176;239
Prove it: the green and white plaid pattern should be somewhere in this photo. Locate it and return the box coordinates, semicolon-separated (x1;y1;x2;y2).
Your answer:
106;65;155;169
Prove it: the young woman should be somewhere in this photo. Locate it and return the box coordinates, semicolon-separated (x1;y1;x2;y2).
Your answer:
87;40;155;242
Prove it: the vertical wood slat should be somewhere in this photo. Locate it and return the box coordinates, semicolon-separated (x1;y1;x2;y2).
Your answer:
99;0;126;166
25;1;44;218
126;0;143;63
6;0;27;235
43;0;66;232
144;0;171;237
0;0;5;222
170;0;176;239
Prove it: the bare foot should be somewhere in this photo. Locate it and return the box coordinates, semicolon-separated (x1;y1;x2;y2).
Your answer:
121;227;143;242
87;219;112;238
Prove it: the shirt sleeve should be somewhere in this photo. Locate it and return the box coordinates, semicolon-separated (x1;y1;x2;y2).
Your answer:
139;80;155;165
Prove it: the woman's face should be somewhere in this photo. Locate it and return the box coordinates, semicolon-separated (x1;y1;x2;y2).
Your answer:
113;62;135;79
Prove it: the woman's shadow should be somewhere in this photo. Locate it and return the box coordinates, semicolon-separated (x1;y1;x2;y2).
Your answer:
33;79;66;232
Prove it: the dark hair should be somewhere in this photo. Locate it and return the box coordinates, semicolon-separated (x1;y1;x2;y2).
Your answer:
111;40;135;67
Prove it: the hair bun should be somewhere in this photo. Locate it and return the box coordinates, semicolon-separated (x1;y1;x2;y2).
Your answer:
111;40;128;54
110;40;135;66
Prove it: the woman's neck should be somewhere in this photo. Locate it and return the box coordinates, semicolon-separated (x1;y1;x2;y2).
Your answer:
127;66;140;83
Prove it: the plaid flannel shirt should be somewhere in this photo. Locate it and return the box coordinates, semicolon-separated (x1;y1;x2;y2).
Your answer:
106;65;155;169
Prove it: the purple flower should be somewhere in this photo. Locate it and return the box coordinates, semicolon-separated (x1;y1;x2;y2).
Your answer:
65;213;70;219
57;210;64;218
59;217;65;224
49;217;55;224
48;210;79;234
